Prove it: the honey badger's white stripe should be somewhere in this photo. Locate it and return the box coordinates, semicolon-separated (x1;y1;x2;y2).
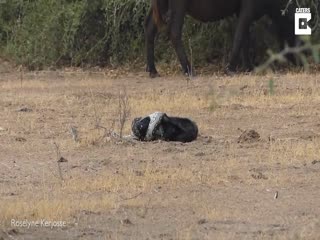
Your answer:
145;112;165;141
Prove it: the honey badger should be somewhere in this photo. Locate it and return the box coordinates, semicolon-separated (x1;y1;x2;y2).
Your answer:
131;112;198;142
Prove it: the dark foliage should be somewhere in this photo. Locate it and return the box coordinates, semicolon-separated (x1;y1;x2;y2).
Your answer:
0;0;318;69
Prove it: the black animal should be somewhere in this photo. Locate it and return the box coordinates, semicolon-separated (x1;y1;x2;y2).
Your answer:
132;112;198;142
145;0;298;77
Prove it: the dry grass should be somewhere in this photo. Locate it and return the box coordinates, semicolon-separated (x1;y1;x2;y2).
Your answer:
0;71;319;239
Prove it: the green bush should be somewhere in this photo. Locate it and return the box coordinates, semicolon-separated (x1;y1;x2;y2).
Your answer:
0;0;319;69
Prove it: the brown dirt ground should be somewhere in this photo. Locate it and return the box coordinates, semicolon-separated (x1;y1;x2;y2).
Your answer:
0;68;319;240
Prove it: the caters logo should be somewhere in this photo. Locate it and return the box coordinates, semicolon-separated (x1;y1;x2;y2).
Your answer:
295;8;312;35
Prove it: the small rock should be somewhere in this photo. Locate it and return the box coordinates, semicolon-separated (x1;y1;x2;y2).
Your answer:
311;160;320;165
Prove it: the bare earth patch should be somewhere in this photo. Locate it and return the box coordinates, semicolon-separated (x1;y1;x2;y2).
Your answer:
0;70;319;240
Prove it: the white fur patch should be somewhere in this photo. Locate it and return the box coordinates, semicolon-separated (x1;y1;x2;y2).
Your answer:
145;112;165;141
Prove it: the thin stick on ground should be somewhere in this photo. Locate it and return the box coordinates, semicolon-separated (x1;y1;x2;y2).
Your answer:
118;87;131;139
90;89;102;128
188;38;194;81
54;142;65;182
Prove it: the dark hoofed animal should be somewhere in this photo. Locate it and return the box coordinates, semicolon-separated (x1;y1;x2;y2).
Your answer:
131;112;198;142
145;0;298;77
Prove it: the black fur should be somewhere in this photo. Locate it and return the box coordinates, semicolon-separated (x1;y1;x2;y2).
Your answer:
132;114;198;142
131;117;150;140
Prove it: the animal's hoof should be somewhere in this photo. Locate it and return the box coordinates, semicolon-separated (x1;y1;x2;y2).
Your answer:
149;72;160;78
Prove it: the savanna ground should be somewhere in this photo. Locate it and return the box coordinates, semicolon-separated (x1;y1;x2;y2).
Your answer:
0;62;320;240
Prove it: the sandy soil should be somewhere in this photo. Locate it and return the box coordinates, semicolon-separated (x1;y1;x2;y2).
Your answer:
0;68;319;240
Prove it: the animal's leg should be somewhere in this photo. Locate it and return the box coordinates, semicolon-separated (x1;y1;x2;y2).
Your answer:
145;10;160;78
227;8;254;73
169;5;194;76
165;1;173;39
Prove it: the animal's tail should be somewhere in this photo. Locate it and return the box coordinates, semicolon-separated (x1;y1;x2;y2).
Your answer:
151;0;164;28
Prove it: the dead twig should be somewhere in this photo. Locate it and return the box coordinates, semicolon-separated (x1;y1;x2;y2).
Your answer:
274;191;279;199
118;87;131;139
118;192;143;202
53;142;66;181
255;43;320;73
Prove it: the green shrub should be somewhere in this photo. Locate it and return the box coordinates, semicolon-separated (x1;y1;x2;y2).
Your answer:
0;0;319;69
